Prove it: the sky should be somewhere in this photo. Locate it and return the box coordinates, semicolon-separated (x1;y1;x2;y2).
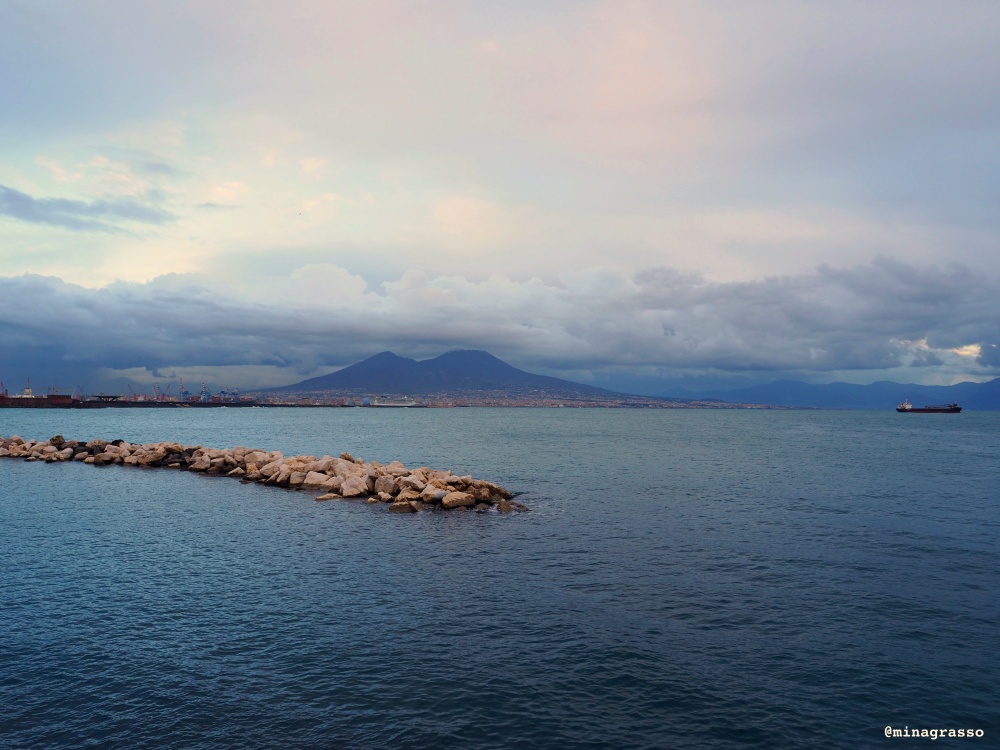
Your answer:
2;0;999;396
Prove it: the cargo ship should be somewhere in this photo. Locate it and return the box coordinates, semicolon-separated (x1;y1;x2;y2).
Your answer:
896;400;962;413
0;380;75;408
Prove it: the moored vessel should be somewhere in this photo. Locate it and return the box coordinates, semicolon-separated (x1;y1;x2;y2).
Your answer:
0;380;75;408
368;396;425;407
896;400;962;413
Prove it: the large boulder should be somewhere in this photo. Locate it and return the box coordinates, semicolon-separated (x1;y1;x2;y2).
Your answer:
399;474;426;492
321;476;343;493
259;460;283;478
245;450;270;467
340;475;369;497
442;492;475;509
331;460;360;480
383;461;410;477
395;489;421;503
135;447;168;466
189;455;212;471
374;475;397;496
305;457;335;473
420;486;448;504
301;471;331;488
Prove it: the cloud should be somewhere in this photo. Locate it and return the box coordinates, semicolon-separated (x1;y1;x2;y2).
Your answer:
2;2;1000;394
137;160;179;176
34;156;81;183
3;2;1000;289
206;182;247;204
0;259;997;392
0;184;174;233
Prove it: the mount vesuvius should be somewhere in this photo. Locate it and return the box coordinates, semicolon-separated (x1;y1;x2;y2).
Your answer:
266;350;624;399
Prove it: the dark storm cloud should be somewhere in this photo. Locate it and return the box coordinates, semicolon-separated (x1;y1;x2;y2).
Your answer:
979;344;1000;368
623;258;999;374
0;184;173;232
0;274;378;388
1;259;997;391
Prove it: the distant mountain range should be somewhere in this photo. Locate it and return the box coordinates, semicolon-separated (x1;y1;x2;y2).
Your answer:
265;350;1000;410
661;377;1000;410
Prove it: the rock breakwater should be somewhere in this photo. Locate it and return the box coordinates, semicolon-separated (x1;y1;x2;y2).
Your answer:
0;435;527;513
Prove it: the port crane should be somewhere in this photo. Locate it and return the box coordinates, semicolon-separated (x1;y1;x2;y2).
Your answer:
151;382;173;401
127;384;150;402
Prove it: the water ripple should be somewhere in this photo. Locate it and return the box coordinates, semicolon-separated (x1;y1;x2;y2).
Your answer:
2;409;999;748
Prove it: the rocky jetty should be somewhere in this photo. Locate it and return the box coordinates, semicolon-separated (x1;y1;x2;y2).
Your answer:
0;435;528;513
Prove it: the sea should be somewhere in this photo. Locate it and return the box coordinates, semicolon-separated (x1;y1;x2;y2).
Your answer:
1;407;997;749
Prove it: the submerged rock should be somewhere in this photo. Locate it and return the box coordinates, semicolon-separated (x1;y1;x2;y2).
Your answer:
388;500;417;513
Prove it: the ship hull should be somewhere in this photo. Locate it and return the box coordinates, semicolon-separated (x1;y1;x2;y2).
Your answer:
0;398;257;409
0;396;74;408
896;406;962;413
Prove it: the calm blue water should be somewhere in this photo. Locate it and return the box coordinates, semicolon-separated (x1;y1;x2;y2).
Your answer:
1;408;997;748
